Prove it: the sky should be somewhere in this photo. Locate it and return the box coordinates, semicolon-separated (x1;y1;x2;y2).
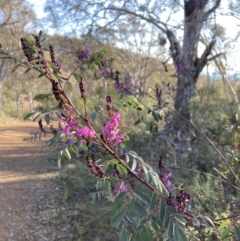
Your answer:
26;0;240;75
27;0;47;18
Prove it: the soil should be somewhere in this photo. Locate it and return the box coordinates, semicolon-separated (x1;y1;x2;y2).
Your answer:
0;121;60;241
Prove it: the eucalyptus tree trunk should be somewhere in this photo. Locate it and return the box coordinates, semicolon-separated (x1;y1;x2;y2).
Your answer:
167;0;220;121
160;0;221;163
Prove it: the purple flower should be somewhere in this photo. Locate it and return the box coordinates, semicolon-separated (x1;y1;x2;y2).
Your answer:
100;69;109;77
87;156;105;178
112;181;127;196
76;126;96;139
78;47;90;61
68;119;78;128
114;82;123;91
49;45;61;70
165;180;172;190
61;125;72;140
103;113;124;146
124;74;132;93
114;134;124;146
168;190;192;213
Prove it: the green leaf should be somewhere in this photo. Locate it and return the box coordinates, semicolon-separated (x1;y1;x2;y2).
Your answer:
80;143;88;151
151;221;160;233
141;225;152;241
193;214;200;227
202;216;215;228
47;60;58;70
23;112;36;120
91;112;97;122
122;218;129;227
234;224;240;240
57;152;62;168
44;113;51;125
33;93;52;101
73;72;81;82
70;145;78;155
142;165;150;181
119;226;128;241
125;154;130;163
39;30;43;38
114;191;128;207
178;227;188;241
131;201;148;216
11;63;21;73
219;220;231;231
134;190;150;204
32;112;41;121
116;164;128;175
163;208;170;229
135;232;144;241
66;82;73;91
0;56;12;59
125;215;134;224
131;158;137;171
53;72;62;82
109;176;119;186
111;209;125;228
148;171;158;187
38;71;47;78
80;66;85;74
149;191;158;210
129;236;136;241
159;199;166;223
34;64;46;68
13;57;17;64
93;55;101;64
25;67;31;73
221;226;230;241
173;225;180;241
63;148;71;160
167;217;174;239
173;213;187;226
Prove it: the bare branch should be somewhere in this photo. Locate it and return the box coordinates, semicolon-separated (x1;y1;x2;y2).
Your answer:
106;6;167;33
205;0;221;18
0;9;12;27
166;30;182;67
207;53;222;62
196;39;215;77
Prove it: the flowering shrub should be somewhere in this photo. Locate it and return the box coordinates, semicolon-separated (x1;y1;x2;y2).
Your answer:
1;31;240;241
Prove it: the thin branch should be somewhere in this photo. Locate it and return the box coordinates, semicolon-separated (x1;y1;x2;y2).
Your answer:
196;39;216;77
169;165;240;192
213;213;240;222
106;6;167;33
205;0;222;18
207;53;222;62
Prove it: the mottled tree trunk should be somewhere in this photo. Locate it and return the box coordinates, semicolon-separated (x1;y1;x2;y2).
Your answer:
162;0;221;162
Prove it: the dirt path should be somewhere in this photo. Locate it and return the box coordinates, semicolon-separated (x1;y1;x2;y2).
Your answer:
0;122;59;241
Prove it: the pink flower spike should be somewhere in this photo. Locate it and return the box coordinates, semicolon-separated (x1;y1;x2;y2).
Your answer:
114;134;124;146
103;113;124;146
68;119;78;128
76;126;96;139
61;125;72;139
